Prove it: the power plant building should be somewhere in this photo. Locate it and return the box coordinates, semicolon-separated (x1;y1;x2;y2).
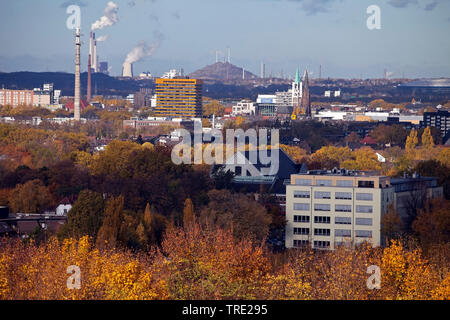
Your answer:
154;78;203;119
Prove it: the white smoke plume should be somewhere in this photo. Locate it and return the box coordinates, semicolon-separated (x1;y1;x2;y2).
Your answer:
91;2;119;31
123;32;163;65
96;35;109;42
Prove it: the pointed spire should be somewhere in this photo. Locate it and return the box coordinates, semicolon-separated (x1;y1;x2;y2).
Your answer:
295;68;301;84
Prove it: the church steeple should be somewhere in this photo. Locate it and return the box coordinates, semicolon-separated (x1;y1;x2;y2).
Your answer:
295;68;301;84
301;68;311;118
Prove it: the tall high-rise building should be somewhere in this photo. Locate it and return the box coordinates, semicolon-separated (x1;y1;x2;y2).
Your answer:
154;78;203;119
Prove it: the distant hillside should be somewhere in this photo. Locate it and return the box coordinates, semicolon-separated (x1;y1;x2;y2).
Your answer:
189;62;259;82
0;72;154;96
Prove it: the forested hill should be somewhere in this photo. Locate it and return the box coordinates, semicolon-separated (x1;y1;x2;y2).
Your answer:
0;72;153;97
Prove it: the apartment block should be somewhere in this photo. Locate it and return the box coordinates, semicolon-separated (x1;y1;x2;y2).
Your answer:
285;170;394;250
0;89;34;107
154;78;203;119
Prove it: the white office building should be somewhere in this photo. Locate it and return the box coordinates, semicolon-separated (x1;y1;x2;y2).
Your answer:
285;170;394;250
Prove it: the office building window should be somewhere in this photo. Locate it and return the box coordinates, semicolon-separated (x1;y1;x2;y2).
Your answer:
314;204;331;212
294;203;310;211
315;191;331;199
294;228;310;235
356;218;373;226
293;240;309;248
314;241;330;249
314;228;330;236
294;215;310;223
296;179;312;186
314;216;330;224
337;180;353;187
335;204;352;212
316;179;332;186
358;181;374;188
335;217;352;225
356;205;373;213
294;191;310;198
335;229;351;237
356;230;372;238
356;193;373;201
335;192;352;200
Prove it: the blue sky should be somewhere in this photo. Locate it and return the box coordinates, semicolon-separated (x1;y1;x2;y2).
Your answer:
0;0;449;78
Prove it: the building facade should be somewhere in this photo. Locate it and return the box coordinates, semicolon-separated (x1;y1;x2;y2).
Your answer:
421;110;450;141
154;78;203;119
232;99;256;116
285;170;394;250
0;89;34;107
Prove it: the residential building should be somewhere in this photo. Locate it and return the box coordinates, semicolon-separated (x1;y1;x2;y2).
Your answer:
421;110;450;142
0;89;34;107
154;78;203;119
286;169;394;250
232;99;256;116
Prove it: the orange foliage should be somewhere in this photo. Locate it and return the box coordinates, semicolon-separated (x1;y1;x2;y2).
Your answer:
0;225;448;300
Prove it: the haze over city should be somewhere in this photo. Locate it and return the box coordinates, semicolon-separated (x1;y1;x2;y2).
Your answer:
1;0;450;78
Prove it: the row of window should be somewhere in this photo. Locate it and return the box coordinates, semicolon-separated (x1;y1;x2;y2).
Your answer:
294;191;373;201
293;228;373;238
294;203;373;213
293;215;373;226
295;179;375;189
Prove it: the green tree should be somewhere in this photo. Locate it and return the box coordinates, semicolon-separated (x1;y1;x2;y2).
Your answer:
59;190;105;239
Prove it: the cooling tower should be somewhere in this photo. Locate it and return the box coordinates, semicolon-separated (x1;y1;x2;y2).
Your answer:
122;62;133;78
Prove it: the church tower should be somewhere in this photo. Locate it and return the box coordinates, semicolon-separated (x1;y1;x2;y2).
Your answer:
301;69;311;118
292;68;302;116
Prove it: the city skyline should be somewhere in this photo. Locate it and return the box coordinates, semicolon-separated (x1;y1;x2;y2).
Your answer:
0;0;450;78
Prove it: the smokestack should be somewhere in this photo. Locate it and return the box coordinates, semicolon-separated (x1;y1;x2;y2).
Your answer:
74;28;81;121
89;32;93;63
242;66;245;80
93;38;98;73
227;47;231;64
122;62;133;78
87;54;92;103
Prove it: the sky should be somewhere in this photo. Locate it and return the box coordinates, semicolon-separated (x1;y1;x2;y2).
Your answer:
0;0;449;79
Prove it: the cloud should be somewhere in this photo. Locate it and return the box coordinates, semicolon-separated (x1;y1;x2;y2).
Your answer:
60;0;87;8
172;11;181;20
387;0;418;8
91;2;119;31
290;0;339;15
424;0;439;11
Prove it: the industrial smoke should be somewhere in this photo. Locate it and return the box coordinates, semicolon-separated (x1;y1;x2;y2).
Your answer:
91;2;119;31
96;35;109;42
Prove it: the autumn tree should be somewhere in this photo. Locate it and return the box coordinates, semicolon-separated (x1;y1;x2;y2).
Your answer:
381;203;403;243
405;129;418;153
412;198;450;248
96;195;124;249
199;189;271;244
341;147;382;171
203;98;225;117
8;179;54;213
421;127;434;149
310;146;352;169
183;198;195;228
280;144;308;164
